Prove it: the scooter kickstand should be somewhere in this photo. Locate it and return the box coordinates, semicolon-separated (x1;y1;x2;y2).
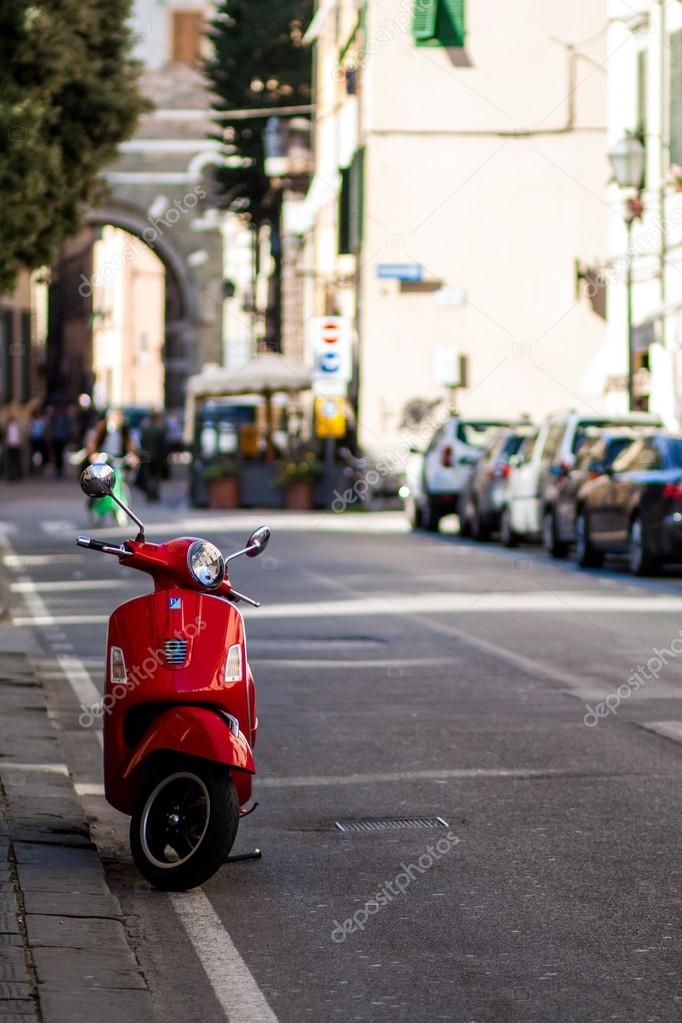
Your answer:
226;848;262;863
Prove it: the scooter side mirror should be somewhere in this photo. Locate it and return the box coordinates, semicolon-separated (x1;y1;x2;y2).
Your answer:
245;526;271;557
81;463;116;498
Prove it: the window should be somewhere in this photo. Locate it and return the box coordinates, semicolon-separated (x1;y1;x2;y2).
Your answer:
412;0;465;48
171;11;204;64
337;150;364;255
518;431;539;465
1;310;13;404
612;439;662;472
670;29;682;165
541;423;564;462
20;312;31;404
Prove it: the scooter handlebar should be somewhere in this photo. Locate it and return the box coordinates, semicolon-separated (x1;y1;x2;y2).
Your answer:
76;536;130;556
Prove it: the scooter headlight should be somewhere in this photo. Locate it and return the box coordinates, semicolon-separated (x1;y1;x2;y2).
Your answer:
187;540;225;590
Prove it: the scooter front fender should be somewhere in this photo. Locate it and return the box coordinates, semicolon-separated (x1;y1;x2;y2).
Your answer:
116;706;254;813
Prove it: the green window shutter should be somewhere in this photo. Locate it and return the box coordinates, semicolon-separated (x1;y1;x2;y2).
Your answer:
439;0;466;47
413;0;465;48
350;148;364;252
412;0;437;42
338;167;352;255
670;30;682;165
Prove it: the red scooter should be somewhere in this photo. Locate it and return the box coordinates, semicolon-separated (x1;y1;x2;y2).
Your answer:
76;461;270;890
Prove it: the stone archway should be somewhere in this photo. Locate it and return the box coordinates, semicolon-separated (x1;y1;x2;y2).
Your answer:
86;202;199;409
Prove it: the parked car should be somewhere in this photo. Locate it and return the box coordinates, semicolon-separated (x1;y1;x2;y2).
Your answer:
574;433;682;575
500;411;663;548
545;431;639;557
459;426;535;540
405;417;519;531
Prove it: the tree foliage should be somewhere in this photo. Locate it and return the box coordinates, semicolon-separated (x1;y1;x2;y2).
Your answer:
205;0;313;226
0;0;149;294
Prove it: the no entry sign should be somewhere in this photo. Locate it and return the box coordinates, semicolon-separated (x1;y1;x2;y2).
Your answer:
310;316;352;384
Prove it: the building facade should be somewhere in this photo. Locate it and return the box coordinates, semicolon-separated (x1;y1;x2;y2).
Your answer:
302;0;612;453
607;0;682;426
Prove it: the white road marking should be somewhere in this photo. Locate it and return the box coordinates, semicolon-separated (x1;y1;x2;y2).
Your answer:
13;587;682;627
639;721;682;745
10;579;129;593
60;511;408;538
253;656;454;669
259;767;580;787
56;655;101;709
0;762;69;776
75;782;105;796
169;891;279;1023
3;553;80;568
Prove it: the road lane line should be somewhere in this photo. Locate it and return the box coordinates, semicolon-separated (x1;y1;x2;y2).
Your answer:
257;767;586;788
13;587;682;627
56;654;101;709
10;579;129;593
168;891;279;1023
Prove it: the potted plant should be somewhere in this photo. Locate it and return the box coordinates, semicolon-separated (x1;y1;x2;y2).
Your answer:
273;452;324;510
669;164;682;192
203;460;240;510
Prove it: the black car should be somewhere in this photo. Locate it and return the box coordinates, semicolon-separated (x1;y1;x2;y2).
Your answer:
459;426;534;540
574;433;682;575
544;431;638;558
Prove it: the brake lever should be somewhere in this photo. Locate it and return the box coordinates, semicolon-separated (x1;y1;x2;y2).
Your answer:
227;587;260;608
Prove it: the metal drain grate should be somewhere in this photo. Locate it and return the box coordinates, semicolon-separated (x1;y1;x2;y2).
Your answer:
335;817;449;833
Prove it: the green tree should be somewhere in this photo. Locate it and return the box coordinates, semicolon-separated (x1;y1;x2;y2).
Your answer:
205;0;313;226
0;0;148;294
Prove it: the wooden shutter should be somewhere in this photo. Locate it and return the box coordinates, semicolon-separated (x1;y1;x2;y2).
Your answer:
171;11;204;64
412;0;438;42
670;29;682;165
439;0;466;46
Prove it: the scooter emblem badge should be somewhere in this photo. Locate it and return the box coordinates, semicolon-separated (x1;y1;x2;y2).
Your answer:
168;596;182;609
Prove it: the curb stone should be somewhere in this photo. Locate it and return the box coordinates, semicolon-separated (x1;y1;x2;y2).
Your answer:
0;652;157;1023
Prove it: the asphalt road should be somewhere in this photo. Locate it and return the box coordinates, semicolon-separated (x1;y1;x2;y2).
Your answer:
2;476;681;1023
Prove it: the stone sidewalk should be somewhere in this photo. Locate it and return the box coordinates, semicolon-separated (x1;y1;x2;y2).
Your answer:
0;646;157;1023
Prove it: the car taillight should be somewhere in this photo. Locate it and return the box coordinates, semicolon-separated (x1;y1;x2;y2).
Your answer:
441;446;453;467
663;481;682;499
492;464;511;479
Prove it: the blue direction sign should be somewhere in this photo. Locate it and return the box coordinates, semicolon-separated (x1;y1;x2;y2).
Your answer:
376;264;423;282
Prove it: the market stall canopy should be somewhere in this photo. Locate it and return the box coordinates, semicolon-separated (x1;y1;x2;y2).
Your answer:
184;356;313;454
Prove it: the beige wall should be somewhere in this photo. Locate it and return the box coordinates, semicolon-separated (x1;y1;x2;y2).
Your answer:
307;0;611;454
92;227;165;408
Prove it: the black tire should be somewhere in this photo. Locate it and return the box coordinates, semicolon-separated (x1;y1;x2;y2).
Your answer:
424;496;441;532
406;496;423;530
543;508;569;559
575;510;603;569
628;514;659;576
500;507;518;548
470;503;491;542
130;760;239;891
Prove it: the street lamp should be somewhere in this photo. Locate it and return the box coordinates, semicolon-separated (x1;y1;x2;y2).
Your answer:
608;133;645;411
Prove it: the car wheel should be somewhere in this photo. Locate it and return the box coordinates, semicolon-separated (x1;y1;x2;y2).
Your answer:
543;509;569;559
424;496;441;532
500;507;518;548
575;511;603;568
405;496;423;530
628;515;659;576
470;503;491;542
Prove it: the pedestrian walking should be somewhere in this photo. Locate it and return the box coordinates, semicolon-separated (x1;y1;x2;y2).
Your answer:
139;412;167;502
3;410;24;482
50;405;73;478
29;409;48;473
88;408;136;461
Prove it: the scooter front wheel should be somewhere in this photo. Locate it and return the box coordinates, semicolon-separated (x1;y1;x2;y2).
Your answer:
130;761;239;890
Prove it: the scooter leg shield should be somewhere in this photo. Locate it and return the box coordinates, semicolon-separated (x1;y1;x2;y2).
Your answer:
122;706;255;809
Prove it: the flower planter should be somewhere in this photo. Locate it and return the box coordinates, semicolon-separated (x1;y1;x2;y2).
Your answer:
208;476;240;509
284;481;315;510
